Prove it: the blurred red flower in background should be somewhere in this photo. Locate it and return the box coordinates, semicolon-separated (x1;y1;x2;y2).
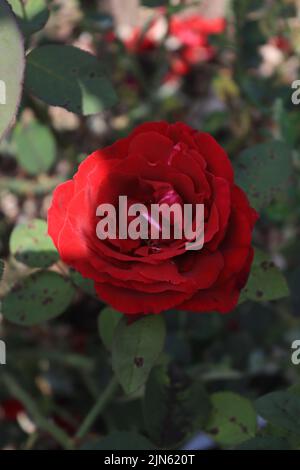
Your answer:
168;15;226;76
0;399;24;421
106;13;226;80
269;35;292;54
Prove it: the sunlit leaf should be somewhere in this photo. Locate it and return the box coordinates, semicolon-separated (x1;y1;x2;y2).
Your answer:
10;219;58;268
240;249;289;303
0;0;24;141
206;392;257;446
12;121;56;175
2;271;75;325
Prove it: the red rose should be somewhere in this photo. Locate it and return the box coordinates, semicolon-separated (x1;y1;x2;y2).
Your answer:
48;122;258;315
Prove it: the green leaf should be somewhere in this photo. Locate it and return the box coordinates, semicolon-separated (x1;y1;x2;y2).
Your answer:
240;249;289;303
98;307;122;350
81;432;155;450
10;218;59;268
112;315;166;394
236;436;290;450
206;392;257;446
235;141;293;210
143;365;211;447
142;0;169;7
7;0;49;37
12;121;56;175
0;175;64;196
273;98;299;147
25;45;118;115
255;392;300;436
0;0;25;141
69;269;95;296
2;271;75;325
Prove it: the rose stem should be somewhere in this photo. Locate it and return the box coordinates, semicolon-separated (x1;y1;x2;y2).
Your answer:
75;376;119;441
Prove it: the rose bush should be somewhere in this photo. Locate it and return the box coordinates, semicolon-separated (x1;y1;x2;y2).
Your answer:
48;122;258;315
